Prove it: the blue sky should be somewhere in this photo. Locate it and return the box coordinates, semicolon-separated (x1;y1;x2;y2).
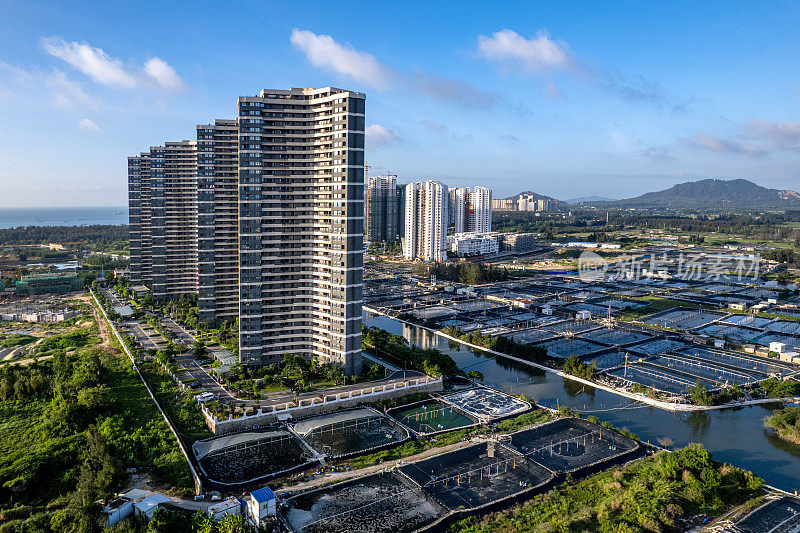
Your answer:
1;1;799;206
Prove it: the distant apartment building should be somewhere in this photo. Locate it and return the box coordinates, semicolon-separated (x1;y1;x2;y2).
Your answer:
512;193;558;212
365;173;400;243
129;141;198;299
449;186;492;233
448;187;468;234
448;232;500;257
537;198;555;212
128;87;365;374
517;194;536;212
492;198;514;211
403;181;449;262
499;233;543;254
471;186;492;233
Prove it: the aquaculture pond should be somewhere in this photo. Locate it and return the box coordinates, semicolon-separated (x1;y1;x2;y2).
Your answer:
364;311;800;492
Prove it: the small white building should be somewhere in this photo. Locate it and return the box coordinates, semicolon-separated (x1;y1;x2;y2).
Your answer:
770;342;787;354
208;497;241;520
448;233;500;257
541;305;553;316
102;489;149;526
247;487;276;525
575;310;592;320
456;286;477;297
134;493;170;520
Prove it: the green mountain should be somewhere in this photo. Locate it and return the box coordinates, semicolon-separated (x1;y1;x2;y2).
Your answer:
593;178;800;210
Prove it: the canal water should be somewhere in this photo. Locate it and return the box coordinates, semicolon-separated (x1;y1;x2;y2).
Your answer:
364;311;800;492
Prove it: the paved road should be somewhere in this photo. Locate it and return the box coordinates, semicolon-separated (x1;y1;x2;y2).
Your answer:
173;350;238;402
121;321;162;350
105;288;127;308
162;318;197;344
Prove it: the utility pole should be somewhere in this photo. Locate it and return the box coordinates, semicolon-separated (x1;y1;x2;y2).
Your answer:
624;352;629;378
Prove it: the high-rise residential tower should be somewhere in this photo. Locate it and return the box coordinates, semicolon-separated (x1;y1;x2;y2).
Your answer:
128;154;152;287
128;141;198;299
449;186;492;234
196;119;239;324
449;187;469;234
128;87;365;375
403;180;449;262
365;173;399;243
471;186;492;233
237;87;365;373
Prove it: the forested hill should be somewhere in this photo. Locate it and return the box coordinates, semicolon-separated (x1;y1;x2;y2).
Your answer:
590;178;800;210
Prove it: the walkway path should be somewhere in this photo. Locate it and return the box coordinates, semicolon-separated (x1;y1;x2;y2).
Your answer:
282;437;476;494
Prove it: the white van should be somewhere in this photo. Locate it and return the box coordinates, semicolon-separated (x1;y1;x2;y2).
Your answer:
195;392;215;403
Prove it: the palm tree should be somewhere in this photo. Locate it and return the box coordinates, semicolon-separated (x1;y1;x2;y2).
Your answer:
218;513;246;533
191;512;215;533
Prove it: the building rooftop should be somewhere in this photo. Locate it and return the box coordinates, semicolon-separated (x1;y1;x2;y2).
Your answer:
251;487;276;503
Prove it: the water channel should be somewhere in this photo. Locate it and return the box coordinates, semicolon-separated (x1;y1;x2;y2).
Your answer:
364;311;800;492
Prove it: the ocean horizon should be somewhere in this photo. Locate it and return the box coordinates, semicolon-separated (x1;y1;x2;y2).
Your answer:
0;206;128;229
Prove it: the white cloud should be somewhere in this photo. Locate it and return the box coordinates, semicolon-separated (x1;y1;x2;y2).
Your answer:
477;29;686;110
47;70;93;108
690;119;800;157
290;29;499;108
0;62;93;109
477;29;574;71
143;57;185;90
692;133;765;156
746;119;800;151
290;29;394;89
41;37;137;87
41;37;185;91
408;71;499;108
78;118;102;132
365;124;402;148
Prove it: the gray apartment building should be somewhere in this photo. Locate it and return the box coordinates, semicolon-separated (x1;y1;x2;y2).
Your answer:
197;119;239;324
129;141;198;299
365;173;400;243
128;87;365;374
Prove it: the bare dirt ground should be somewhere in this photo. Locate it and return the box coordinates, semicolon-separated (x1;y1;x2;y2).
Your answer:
92;305;113;349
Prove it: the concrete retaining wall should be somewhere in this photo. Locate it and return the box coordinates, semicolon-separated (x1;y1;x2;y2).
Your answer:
91;288;204;495
204;378;443;435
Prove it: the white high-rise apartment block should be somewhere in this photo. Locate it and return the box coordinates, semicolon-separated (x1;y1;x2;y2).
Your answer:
471;186;492;233
403;181;449;262
449;186;492;234
448;187;469;234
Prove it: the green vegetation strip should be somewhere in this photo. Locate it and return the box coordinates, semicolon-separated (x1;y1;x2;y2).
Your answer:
765;406;800;445
0;342;193;530
0;334;36;348
362;325;462;377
